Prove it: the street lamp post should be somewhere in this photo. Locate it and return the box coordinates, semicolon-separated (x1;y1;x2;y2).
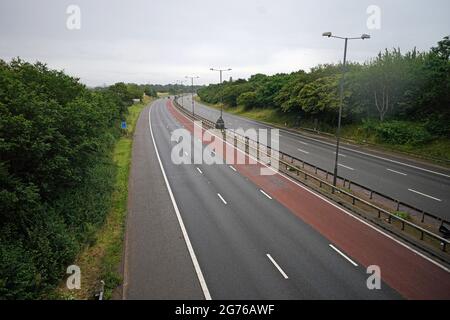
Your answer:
185;76;199;116
322;32;370;187
210;68;232;121
176;80;185;107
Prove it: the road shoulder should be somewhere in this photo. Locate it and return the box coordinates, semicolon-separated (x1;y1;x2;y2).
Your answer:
121;100;204;299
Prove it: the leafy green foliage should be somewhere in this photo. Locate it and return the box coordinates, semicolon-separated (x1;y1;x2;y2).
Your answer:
0;59;135;298
362;120;432;145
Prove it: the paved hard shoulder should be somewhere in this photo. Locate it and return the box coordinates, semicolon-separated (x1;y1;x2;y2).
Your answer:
122;100;204;300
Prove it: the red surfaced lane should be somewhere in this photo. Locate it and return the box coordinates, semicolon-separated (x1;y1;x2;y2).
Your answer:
166;100;450;300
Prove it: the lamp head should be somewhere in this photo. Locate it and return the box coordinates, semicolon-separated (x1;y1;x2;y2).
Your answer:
361;34;371;40
322;32;332;37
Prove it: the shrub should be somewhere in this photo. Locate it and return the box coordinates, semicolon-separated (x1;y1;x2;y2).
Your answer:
362;120;433;146
237;91;258;110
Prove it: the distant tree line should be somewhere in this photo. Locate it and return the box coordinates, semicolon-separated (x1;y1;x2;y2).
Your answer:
149;83;203;95
94;83;157;99
93;83;203;97
198;37;450;146
0;59;151;298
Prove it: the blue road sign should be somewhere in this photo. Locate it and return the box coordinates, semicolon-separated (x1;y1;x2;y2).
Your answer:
121;121;127;129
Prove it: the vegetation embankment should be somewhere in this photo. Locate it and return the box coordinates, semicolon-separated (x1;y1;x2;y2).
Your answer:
53;96;152;300
0;58;152;299
197;37;450;163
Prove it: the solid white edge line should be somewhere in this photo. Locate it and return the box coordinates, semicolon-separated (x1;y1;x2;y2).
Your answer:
338;163;355;171
217;193;227;205
149;107;212;300
196;167;203;174
408;189;442;202
229;165;237;172
187;108;450;273
266;254;289;279
387;168;407;176
329;244;358;267
260;189;273;200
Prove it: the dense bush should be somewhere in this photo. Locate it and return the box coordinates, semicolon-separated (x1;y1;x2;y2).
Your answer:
237;91;258;110
0;59;133;299
362;120;432;145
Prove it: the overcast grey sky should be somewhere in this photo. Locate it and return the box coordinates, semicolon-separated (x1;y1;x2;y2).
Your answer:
1;0;448;86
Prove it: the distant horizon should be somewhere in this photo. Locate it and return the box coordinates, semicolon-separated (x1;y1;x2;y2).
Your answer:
5;34;445;88
1;0;449;86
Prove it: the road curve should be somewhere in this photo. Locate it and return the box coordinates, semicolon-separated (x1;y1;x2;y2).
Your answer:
151;98;400;299
179;95;450;221
124;98;450;299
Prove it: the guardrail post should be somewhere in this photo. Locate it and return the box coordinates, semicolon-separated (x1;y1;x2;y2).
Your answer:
370;190;373;200
245;136;249;155
396;201;400;211
421;211;425;223
257;140;260;160
348;181;352;189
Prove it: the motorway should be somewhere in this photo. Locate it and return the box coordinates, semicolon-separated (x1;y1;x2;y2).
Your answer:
178;95;450;221
123;98;450;299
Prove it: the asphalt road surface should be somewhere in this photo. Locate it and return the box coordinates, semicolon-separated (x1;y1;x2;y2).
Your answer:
178;95;450;221
123;98;450;299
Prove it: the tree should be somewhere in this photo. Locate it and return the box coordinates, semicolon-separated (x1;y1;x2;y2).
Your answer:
298;75;345;122
361;49;418;121
107;82;134;116
237;91;258;110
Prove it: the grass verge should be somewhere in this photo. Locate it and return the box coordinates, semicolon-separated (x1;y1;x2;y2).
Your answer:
53;96;153;299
